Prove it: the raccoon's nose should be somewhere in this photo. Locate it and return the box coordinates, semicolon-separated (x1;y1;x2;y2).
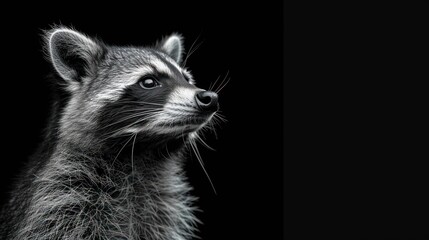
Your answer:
195;91;219;112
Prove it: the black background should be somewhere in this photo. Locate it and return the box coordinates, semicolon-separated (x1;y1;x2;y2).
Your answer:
0;2;282;240
284;2;429;239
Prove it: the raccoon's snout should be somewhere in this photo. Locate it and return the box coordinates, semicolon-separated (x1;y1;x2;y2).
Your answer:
195;91;219;112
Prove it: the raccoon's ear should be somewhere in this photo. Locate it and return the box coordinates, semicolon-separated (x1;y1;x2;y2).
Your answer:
158;34;184;64
46;28;105;87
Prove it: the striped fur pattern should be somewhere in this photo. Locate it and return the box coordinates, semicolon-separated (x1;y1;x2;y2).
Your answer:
0;27;219;240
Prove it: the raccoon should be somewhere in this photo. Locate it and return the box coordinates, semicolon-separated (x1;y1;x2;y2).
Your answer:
0;27;220;239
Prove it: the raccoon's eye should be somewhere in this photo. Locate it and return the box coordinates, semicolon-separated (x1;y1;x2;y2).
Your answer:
139;77;160;89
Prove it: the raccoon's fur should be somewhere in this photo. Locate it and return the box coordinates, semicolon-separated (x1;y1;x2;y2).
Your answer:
0;27;220;240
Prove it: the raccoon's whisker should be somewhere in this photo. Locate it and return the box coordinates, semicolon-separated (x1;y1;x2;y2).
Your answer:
99;110;162;130
210;116;224;137
182;34;202;67
120;101;164;107
164;108;199;114
208;75;221;92
136;101;164;106
102;119;154;139
108;109;161;121
181;128;192;151
189;139;216;194
187;41;203;60
205;119;219;139
107;108;162;118
96;99;164;107
100;107;161;120
131;133;137;174
165;143;172;159
190;138;204;166
214;71;230;93
215;77;230;94
111;134;136;167
213;112;227;123
199;125;213;140
211;71;227;93
193;133;215;151
128;132;138;236
100;112;162;141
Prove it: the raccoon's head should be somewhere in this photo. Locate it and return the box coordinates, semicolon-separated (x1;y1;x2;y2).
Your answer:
46;27;219;147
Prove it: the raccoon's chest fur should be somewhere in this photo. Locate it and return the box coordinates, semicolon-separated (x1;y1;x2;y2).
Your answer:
12;147;197;240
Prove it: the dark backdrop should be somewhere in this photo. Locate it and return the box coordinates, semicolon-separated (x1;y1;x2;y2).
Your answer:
284;2;429;239
0;2;283;240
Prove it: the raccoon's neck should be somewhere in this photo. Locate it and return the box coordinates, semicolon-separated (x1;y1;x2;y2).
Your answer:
14;131;197;239
52;131;190;177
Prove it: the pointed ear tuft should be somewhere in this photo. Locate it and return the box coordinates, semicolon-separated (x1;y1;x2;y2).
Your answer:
158;34;184;64
45;27;105;87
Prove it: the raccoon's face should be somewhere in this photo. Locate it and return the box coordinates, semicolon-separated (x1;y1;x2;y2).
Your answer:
46;28;218;143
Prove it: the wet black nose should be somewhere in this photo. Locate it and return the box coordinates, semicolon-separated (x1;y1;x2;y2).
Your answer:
195;91;219;112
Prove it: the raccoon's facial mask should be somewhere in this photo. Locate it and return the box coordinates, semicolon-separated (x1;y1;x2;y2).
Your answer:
113;77;219;138
95;52;218;139
103;58;219;138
